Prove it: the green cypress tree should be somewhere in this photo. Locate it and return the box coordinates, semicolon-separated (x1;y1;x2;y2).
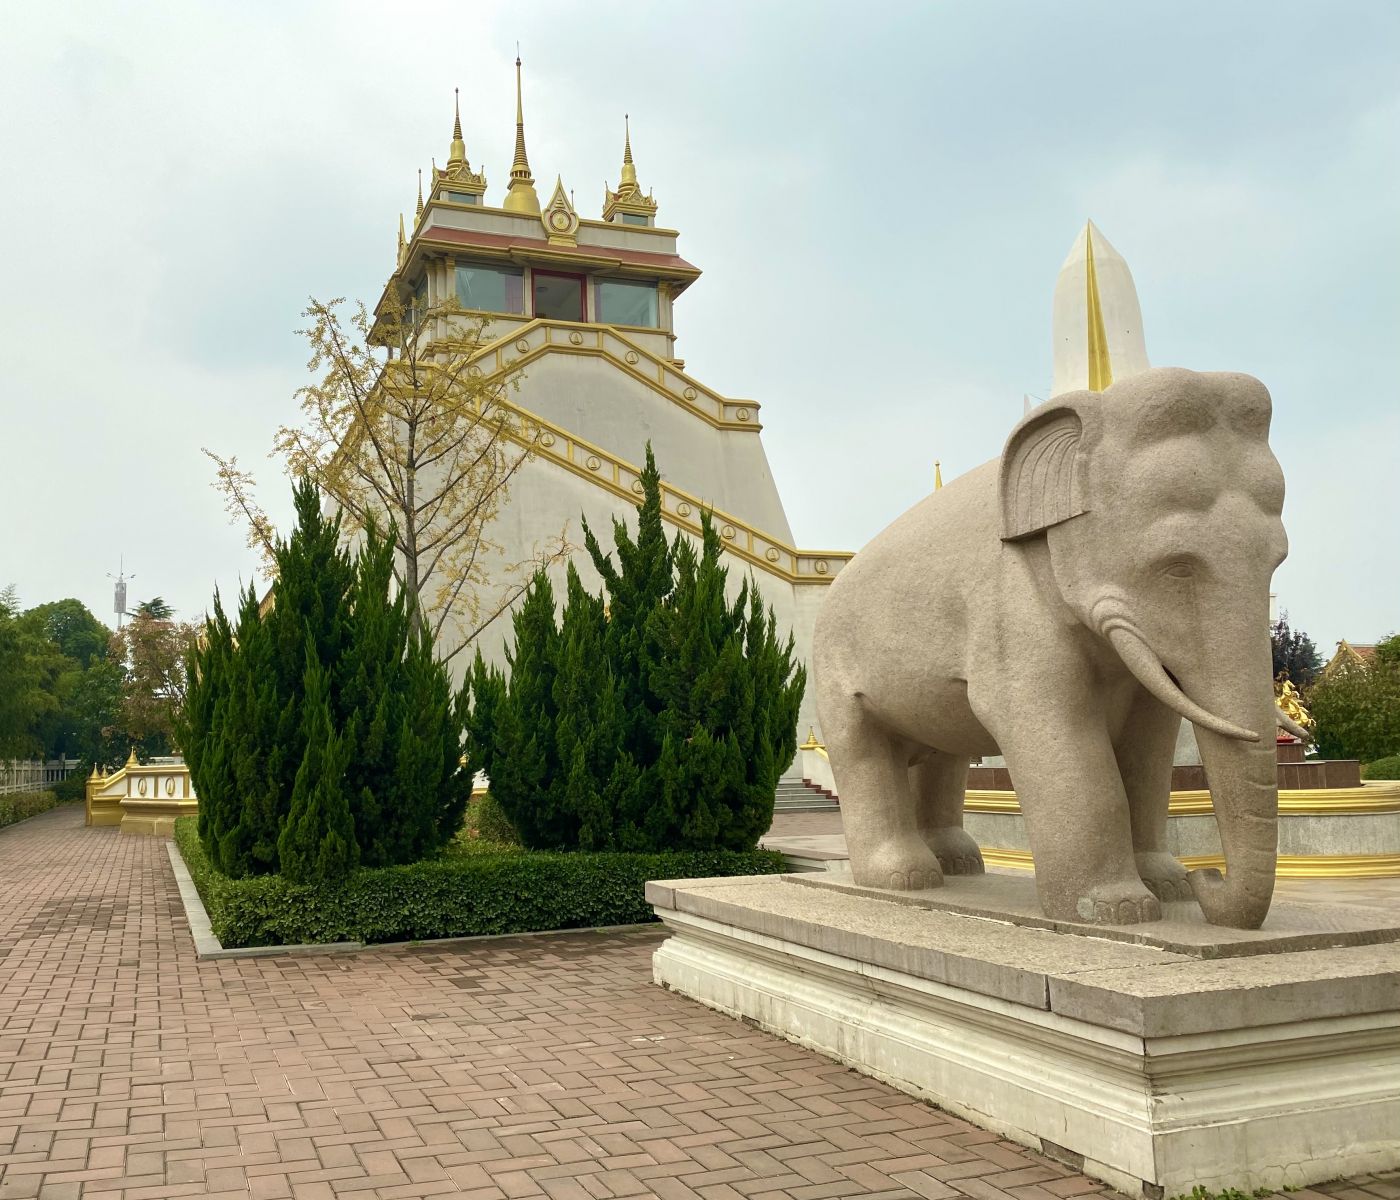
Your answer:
484;571;562;846
278;642;358;884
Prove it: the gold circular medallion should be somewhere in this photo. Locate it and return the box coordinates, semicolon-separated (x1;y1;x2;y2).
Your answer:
586;456;601;471
568;331;583;345
515;338;530;353
631;480;644;494
814;560;830;575
677;502;692;517
683;387;697;401
540;433;555;448
624;351;640;365
550;210;571;231
736;408;751;422
765;548;780;562
721;525;736;541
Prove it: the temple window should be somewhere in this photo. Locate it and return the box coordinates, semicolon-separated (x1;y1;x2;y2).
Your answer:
446;191;479;205
597;279;658;328
533;271;586;322
620;213;649;227
455;264;525;314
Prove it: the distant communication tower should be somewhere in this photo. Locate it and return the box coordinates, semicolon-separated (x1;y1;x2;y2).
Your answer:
108;558;134;629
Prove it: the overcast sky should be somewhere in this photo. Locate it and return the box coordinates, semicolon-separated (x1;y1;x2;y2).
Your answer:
2;1;1396;654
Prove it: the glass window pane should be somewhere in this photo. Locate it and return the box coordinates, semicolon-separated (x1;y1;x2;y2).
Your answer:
533;273;584;322
620;213;649;226
455;264;524;314
447;191;479;205
597;280;658;328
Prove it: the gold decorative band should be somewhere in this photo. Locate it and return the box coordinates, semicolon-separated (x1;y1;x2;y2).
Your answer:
966;781;1400;817
980;847;1400;879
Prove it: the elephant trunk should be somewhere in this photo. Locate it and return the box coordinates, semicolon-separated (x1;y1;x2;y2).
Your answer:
1097;602;1278;929
1189;720;1278;929
1181;622;1280;930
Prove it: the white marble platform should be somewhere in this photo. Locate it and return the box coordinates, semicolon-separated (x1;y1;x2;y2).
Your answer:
649;871;1400;1196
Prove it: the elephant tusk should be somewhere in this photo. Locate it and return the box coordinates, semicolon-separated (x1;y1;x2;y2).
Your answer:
1102;621;1261;742
1276;706;1314;744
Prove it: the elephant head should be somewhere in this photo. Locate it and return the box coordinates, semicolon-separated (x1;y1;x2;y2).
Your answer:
999;367;1288;929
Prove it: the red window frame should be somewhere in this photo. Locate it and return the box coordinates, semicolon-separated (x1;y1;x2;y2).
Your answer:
531;270;588;322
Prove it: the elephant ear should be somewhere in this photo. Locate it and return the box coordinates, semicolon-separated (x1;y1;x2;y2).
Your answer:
999;403;1089;541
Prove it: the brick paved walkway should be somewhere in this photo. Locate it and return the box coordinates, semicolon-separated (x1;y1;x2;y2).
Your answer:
0;806;1394;1199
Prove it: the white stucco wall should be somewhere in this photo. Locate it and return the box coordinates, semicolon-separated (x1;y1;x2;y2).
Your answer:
514;355;796;544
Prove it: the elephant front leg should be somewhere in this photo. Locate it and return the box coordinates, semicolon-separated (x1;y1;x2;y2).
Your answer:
825;699;943;891
910;752;983;875
1115;690;1192;903
996;723;1162;925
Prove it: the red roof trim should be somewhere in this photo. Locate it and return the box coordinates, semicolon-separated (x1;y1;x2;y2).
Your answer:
419;225;698;273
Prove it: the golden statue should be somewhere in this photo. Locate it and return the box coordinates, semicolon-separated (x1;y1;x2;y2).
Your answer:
1274;677;1315;733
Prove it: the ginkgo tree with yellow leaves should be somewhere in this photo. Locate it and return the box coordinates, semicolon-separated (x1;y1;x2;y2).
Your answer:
208;296;567;662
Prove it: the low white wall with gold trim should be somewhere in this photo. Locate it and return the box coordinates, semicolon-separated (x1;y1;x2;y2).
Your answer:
85;753;197;837
963;782;1400;879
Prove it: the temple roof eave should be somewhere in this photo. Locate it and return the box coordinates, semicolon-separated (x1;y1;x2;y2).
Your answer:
372;227;700;330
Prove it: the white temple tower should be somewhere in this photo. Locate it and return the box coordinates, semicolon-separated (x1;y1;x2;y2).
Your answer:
372;69;850;745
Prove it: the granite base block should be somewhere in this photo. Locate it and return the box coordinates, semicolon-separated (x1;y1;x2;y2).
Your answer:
648;874;1400;1196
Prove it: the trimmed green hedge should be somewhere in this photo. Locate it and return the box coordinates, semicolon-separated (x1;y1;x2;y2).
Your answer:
1363;755;1400;781
0;790;65;830
173;816;785;949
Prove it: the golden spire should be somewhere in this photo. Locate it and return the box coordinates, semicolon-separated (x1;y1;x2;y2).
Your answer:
619;113;638;191
503;52;541;215
415;169;424;222
1083;221;1113;393
397;212;406;267
934;461;943;490
448;87;466;167
603;113;658;224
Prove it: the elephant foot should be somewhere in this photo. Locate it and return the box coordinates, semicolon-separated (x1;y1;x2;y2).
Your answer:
925;827;985;876
851;838;944;891
1135;851;1192;902
1074;881;1163;925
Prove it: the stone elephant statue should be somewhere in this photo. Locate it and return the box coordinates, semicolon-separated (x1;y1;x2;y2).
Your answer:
813;367;1302;928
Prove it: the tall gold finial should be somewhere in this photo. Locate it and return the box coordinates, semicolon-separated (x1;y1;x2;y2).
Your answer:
397;212;406;267
604;113;658;224
415;169;424;222
620;113;637;190
449;87;466;166
1083;221;1113;393
934;461;943;490
503;51;541;215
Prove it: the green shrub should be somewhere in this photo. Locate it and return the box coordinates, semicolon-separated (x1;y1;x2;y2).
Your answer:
174;815;784;948
51;773;87;802
0;790;63;829
465;444;804;854
1363;755;1400;780
464;791;519;845
183;478;469;878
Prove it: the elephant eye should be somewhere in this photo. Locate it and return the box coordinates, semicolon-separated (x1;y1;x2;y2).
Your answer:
1162;561;1193;579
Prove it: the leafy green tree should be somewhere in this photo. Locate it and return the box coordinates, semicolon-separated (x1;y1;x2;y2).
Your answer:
1310;633;1400;764
1271;612;1321;689
468;444;805;853
0;587;64;759
23;599;110;668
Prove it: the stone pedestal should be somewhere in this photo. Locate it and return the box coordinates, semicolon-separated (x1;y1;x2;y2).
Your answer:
649;872;1400;1195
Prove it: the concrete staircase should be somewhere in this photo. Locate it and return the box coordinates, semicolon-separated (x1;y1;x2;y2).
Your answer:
773;777;838;813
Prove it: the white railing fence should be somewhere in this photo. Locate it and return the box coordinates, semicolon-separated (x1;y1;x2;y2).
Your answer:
0;758;81;796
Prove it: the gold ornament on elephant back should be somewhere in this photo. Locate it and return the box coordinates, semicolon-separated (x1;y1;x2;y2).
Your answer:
1275;678;1315;734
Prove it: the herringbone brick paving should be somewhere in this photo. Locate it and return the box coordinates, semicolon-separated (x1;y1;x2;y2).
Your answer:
0;806;1393;1199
